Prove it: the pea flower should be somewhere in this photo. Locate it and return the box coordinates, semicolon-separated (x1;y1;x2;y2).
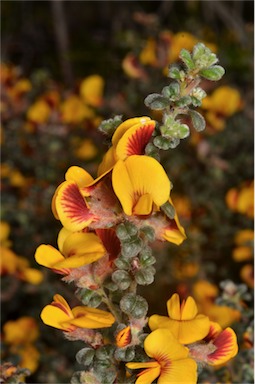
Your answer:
79;74;104;107
126;328;197;384
189;321;238;366
112;155;170;216
149;293;210;344
41;294;115;332
35;230;106;271
98;116;156;175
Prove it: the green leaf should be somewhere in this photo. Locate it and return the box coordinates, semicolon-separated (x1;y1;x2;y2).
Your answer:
179;48;195;70
112;270;131;290
178;124;190;139
76;348;95;366
190;110;206;131
167;64;183;80
176;96;192;107
153;136;172;150
199;65;225;81
144;93;169;110
162;82;180;100
98;115;123;136
120;293;148;319
161;201;176;219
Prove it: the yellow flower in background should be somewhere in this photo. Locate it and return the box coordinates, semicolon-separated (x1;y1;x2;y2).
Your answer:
139;37;158;66
167;31;198;63
75;138;98;160
233;229;254;262
3;317;40;374
0;221;12;247
0;246;43;285
3;317;39;345
112;155;170;216
149;293;210;344
35;229;106;270
202;86;242;130
41;294;115;331
226;181;254;218
126;328;197;384
80;75;104;107
192;280;241;329
240;264;254;288
27;99;51;124
61;95;94;124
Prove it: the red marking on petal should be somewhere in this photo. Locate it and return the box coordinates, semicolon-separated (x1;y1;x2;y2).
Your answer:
126;123;154;155
96;228;121;264
60;183;93;224
208;329;237;363
51;302;72;317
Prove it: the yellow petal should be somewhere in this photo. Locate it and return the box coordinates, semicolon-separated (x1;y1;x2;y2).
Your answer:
80;75;104;107
112;156;170;216
71;306;115;328
115;120;155;160
21;268;44;285
133;194;153;215
35;244;64;268
97;147;117;176
136;366;160;384
40;304;74;331
158;358;197;384
167;293;181;320
55;181;94;231
65;166;94;187
207;327;238;366
57;227;72;253
144;328;189;360
112;117;151;147
126;362;159;370
181;296;198;320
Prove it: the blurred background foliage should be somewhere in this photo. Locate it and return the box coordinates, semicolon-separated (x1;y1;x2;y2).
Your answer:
1;1;254;383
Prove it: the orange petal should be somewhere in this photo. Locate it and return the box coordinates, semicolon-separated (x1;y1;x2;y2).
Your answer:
55;181;94;231
115;121;155;159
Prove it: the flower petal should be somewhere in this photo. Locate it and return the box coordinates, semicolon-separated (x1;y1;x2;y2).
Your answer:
116;326;132;347
71;306;115;328
112;156;170;216
35;244;64;268
41;297;74;331
144;328;189;361
207;327;238;366
181;296;198;320
136;366;161;384
115;121;155;159
55;181;94;231
158;358;197;384
65;166;94;187
96;228;121;263
133;193;153;215
97;147;117;176
111;117;151;146
167;293;181;320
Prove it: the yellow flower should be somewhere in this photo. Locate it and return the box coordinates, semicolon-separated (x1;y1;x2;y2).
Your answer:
167;32;198;63
16;344;40;373
41;294;115;331
240;264;254;288
126;328;197;384
226;181;254;218
75;138;98;160
0;221;12;247
3;316;39;345
27;99;51;124
61;95;94;124
189;321;238;367
0;247;43;285
35;229;106;270
80;75;104;107
98;116;155;175
112;155;170;216
233;229;254;262
149;293;210;344
139;38;158;66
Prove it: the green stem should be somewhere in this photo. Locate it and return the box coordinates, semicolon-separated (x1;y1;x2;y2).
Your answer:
100;288;122;324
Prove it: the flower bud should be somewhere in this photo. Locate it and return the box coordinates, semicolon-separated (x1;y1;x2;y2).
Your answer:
115;326;132;348
120;293;148;319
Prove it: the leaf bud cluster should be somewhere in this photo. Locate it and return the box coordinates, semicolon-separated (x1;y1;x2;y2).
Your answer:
120;293;148;319
78;288;102;307
98;115;123;137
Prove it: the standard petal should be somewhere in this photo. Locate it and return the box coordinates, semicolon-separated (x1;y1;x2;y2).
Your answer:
111;117;151;146
158;358;197;384
65;166;94;187
55;181;94;231
167;293;181;320
115;120;155;159
181;296;198;320
176;315;210;344
207;327;238;366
